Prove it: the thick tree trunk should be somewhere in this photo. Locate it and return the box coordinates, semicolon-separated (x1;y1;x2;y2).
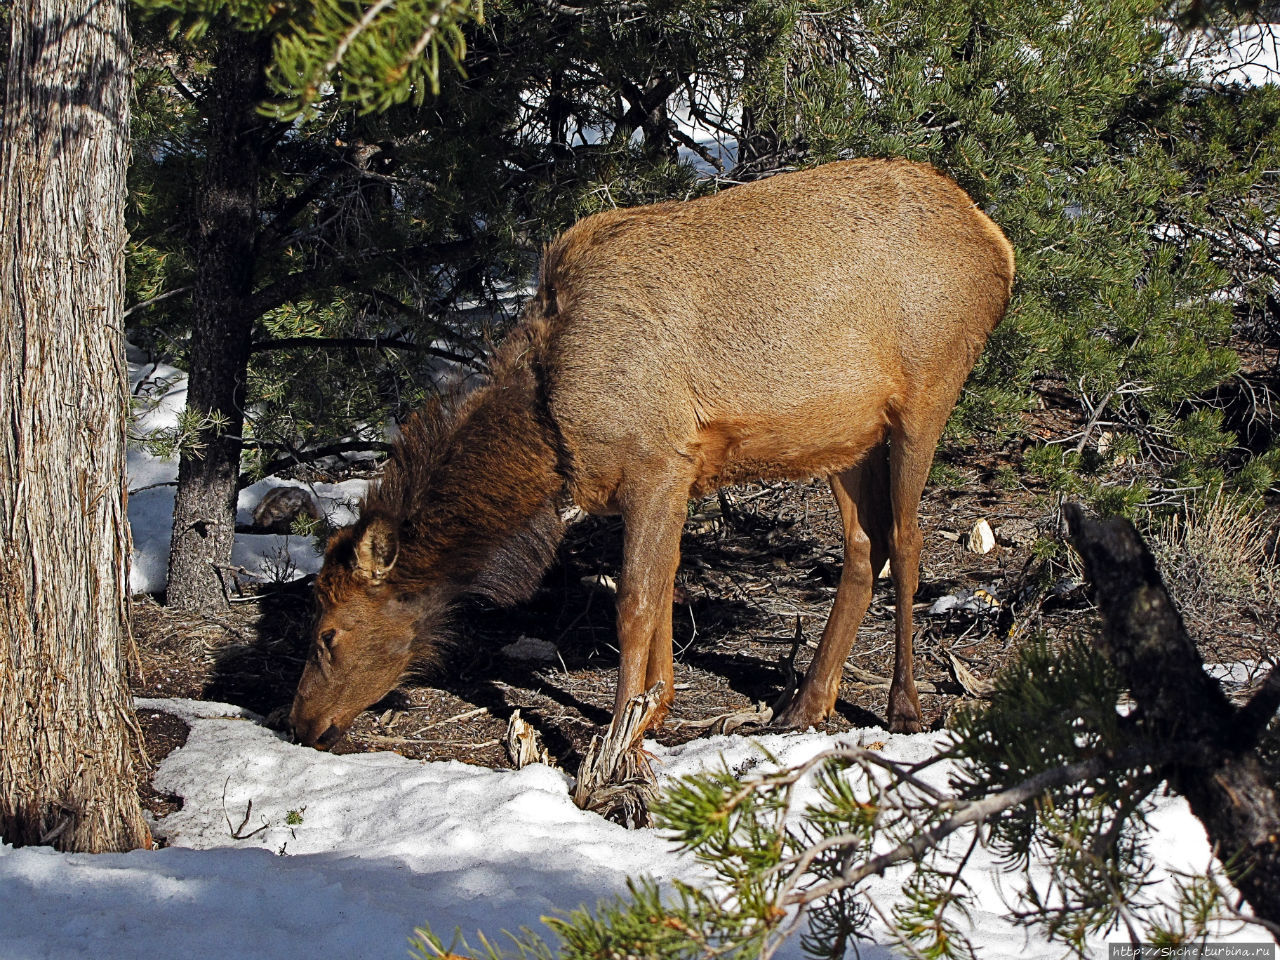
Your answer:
0;0;149;852
165;30;271;610
1065;503;1280;926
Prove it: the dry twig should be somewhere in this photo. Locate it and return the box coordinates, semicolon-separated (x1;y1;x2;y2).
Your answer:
505;710;553;769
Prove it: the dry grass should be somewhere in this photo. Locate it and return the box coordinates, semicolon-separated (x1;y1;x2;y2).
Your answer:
1149;490;1277;603
1143;490;1280;661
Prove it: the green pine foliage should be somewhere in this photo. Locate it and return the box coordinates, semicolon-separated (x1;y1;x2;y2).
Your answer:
133;0;480;117
127;31;465;472
741;0;1277;508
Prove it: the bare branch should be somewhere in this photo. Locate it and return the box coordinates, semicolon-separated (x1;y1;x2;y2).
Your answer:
123;285;193;319
535;0;648;16
249;335;484;370
239;439;392;487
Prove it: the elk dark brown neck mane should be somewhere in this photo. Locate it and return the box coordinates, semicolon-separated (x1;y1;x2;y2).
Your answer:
328;332;566;608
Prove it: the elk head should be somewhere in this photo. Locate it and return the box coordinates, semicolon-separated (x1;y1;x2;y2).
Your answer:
289;515;443;750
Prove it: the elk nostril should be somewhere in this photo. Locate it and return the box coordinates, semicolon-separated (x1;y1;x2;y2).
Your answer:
315;724;343;750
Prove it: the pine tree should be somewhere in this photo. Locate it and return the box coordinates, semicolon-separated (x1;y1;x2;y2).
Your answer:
131;1;480;608
738;0;1277;511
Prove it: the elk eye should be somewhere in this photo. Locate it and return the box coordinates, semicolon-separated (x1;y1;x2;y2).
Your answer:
319;629;336;649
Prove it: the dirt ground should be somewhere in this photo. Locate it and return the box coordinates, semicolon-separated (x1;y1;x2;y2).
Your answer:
130;441;1279;823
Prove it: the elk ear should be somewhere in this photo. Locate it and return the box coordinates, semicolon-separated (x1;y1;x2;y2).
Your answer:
354;517;399;582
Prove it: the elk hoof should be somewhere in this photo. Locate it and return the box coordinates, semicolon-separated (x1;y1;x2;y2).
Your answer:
887;683;923;734
770;699;827;731
887;714;923;734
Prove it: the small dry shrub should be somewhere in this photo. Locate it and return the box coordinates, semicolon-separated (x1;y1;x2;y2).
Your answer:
1149;490;1277;603
1142;490;1279;656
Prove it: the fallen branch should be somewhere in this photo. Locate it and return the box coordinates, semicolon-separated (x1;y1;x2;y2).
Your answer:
222;778;269;840
1063;502;1280;925
668;703;773;735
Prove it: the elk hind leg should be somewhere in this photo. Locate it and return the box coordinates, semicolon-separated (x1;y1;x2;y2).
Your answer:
773;449;890;729
642;544;680;725
884;422;942;734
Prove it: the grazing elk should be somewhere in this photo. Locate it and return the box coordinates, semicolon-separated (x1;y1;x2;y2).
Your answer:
289;159;1015;750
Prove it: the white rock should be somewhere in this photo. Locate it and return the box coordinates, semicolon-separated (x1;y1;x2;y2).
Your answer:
967;518;997;555
580;573;618;593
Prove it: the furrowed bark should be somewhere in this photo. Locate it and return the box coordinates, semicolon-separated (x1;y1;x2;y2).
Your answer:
1064;502;1280;925
0;0;149;852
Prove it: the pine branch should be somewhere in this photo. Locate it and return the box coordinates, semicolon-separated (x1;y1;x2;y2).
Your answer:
772;744;1180;910
255;162;346;255
668;124;724;174
239;439;392;487
243;239;473;320
165;65;197;103
249;335;483;370
535;0;650;16
123;285;193;318
319;0;399;86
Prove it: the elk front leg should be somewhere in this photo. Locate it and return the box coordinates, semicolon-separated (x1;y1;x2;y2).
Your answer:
613;479;687;734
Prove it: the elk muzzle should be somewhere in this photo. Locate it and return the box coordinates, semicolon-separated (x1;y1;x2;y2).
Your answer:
289;700;347;751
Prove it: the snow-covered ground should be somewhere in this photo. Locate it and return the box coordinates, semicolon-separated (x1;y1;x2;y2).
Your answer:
0;697;1261;960
0;349;1268;959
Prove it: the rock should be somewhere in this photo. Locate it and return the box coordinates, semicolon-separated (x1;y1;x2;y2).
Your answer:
251;486;321;534
500;635;559;661
966;518;997;554
580;573;618;593
928;586;1000;616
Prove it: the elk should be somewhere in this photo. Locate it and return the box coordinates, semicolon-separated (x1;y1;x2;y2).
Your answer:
289;159;1015;750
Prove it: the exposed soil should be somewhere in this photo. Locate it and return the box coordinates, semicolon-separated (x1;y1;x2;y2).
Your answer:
129;444;1279;823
